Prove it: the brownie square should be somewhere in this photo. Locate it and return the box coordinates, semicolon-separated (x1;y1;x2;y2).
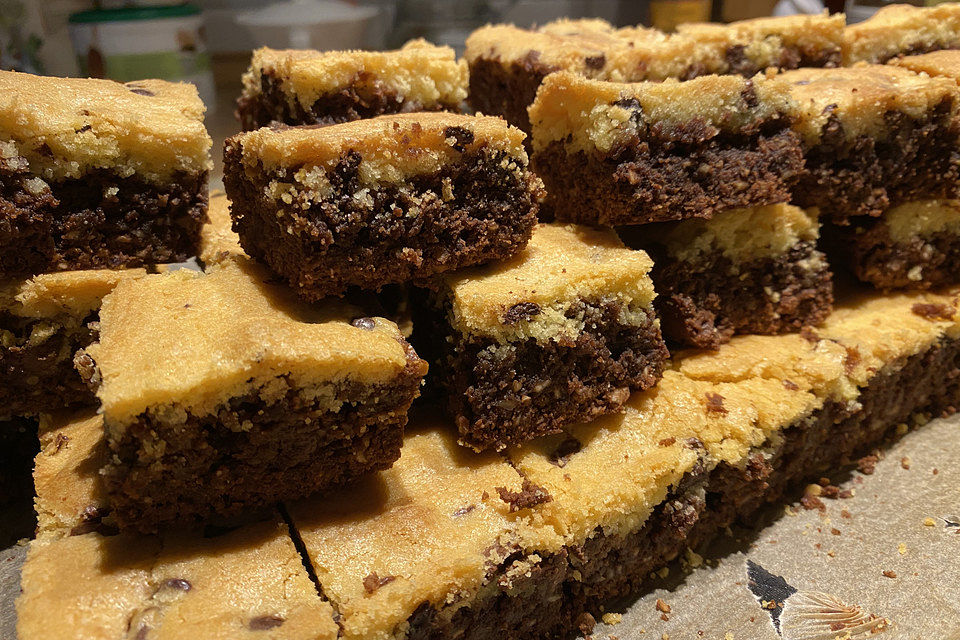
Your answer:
621;204;833;349
529;71;802;225
845;3;960;64
415;222;668;451
780;65;960;222
0;268;148;418
78;257;427;532
223;112;542;300
0;72;210;277
236;40;468;130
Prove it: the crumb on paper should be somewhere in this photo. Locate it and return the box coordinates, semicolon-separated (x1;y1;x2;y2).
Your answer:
827;549;836;557
725;633;734;640
601;613;621;626
883;570;897;579
655;598;671;614
841;509;852;519
784;505;797;516
924;517;937;527
900;456;911;470
898;542;908;555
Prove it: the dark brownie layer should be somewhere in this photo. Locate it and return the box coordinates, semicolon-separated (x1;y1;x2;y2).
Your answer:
0;311;97;417
404;335;960;640
722;44;841;77
236;71;454;131
825;221;960;291
98;341;425;534
224;142;541;300
649;242;834;350
0;153;207;277
793;101;960;222
533;115;803;225
415;294;669;451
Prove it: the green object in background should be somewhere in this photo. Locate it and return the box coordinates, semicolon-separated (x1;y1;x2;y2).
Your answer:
75;50;210;82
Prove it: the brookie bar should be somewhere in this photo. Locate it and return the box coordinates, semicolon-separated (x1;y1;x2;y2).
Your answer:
224;112;542;300
844;3;960;65
415;222;668;451
528;71;802;225
237;40;467;130
621;204;833;349
0;72;210;277
78;257;427;532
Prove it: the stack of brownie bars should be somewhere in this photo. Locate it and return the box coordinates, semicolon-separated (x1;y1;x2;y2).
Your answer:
9;4;960;639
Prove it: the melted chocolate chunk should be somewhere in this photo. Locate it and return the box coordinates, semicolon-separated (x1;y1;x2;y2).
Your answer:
249;615;285;630
496;479;553;512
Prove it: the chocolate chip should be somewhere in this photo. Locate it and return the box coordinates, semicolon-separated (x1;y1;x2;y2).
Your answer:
704;392;727;415
351;317;376;330
76;124;92;133
52;433;70;453
164;578;191;591
843;345;861;374
362;572;395;594
496;479;552;513
443;125;474;152
584;54;605;69
452;504;476;517
658;437;677;447
783;379;799;391
249;615;285;630
128;87;155;97
911;302;955;321
821;102;838;115
501;302;541;325
800;326;820;343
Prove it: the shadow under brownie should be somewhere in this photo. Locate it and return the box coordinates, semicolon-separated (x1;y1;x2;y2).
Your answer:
0;72;210;277
528;71;803;225
621;203;833;350
78;257;427;533
415;222;668;451
224;112;542;300
236;39;467;130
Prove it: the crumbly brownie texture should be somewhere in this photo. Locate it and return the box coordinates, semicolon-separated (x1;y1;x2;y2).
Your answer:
529;72;802;224
623;204;833;349
237;40;468;130
417;223;667;450
224;113;541;299
81;259;427;532
845;3;960;65
0;417;37;507
465;14;844;133
779;66;960;222
826;200;960;291
0;72;211;276
285;288;960;640
0;268;147;418
17;522;339;640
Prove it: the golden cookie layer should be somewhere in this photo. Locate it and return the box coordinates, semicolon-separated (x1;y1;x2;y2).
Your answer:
242;39;467;114
880;199;960;243
845;3;960;64
198;191;245;264
439;222;656;343
892;49;960;82
0;268;148;319
0;71;211;183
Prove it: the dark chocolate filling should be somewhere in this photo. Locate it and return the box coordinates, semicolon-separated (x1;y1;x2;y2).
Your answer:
98;343;426;534
0;311;98;417
646;241;834;350
533;111;803;225
793;101;960;222
414;294;669;451
723;43;842;76
224;141;541;300
0;154;207;277
403;335;960;640
236;71;456;131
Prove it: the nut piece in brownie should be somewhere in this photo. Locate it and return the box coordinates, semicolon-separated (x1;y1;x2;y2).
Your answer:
224;112;542;300
528;71;802;225
416;223;668;451
845;3;960;65
620;204;833;350
78;258;428;532
237;39;468;130
0;72;211;277
826;200;960;291
0;268;148;418
779;65;960;221
464;13;844;133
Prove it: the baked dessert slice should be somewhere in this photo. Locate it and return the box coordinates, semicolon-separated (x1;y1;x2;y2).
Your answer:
415;222;668;451
223;112;542;300
0;72;211;277
844;3;960;64
0;268;148;419
891;48;960;82
529;71;802;225
198;191;245;266
621;203;833;349
78;257;428;532
826;199;960;291
465;14;844;133
236;39;468;130
780;65;960;222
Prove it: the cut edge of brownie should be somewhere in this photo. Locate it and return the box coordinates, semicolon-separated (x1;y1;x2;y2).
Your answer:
224;140;541;300
792;99;960;222
415;291;669;452
0;149;208;277
87;340;427;534
651;241;834;350
236;69;457;131
467;55;556;135
533;114;803;225
402;334;960;640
